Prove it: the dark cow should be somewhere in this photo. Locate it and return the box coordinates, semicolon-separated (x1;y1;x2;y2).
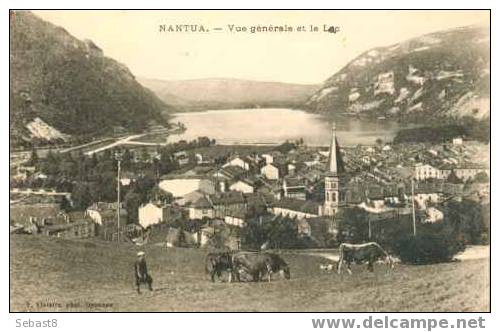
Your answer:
232;251;290;282
337;242;394;275
205;252;234;282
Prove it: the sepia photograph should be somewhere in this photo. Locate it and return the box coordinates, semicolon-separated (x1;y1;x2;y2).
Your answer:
9;9;490;313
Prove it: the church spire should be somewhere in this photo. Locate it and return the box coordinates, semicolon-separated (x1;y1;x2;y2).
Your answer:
328;123;344;174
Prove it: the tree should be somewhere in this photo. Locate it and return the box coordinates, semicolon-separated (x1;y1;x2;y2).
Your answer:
336;207;370;244
27;148;39;167
393;223;465;264
442;199;488;245
473;171;489;183
40;150;60;175
124;190;142;224
72;182;93;210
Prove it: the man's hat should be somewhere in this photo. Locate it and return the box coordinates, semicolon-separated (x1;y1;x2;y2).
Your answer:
137;251;145;257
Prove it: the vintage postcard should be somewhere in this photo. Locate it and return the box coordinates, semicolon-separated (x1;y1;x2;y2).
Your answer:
9;10;490;313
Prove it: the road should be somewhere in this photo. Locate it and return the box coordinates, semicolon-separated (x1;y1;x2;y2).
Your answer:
85;129;172;155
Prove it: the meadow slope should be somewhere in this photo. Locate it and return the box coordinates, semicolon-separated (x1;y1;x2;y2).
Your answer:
10;235;489;312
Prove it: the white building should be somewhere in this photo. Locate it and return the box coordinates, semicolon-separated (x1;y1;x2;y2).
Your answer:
261;153;274;165
188;196;215;220
223;156;251;171
424;207;444;223
159;178;215;198
224;214;246;227
138;202;168;228
260;164;280;180
414;164;444;181
454;166;490;181
229;180;255;193
414;192;441;210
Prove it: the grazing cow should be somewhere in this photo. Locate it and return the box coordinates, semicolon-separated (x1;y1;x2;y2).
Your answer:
205;252;234;282
337;242;394;275
232;251;290;282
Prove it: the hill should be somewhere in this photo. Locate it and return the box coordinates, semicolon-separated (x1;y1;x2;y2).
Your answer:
10;11;172;149
306;25;490;124
10;235;489;312
139;77;320;112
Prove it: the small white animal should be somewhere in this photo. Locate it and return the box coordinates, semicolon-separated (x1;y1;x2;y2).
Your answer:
319;263;335;271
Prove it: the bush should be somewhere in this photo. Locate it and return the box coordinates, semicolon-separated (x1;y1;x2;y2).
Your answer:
393;224;466;264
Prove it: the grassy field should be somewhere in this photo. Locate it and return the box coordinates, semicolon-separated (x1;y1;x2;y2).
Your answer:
10;235;489;312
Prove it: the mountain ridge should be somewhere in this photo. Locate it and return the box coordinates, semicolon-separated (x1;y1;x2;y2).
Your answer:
10;11;172;149
305;24;490;124
139;77;320;112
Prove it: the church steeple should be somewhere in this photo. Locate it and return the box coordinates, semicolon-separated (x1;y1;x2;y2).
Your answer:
324;122;345;217
328;123;344;175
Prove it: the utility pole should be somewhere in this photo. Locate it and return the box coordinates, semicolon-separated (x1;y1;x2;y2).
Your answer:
368;218;372;240
411;178;416;237
115;152;123;242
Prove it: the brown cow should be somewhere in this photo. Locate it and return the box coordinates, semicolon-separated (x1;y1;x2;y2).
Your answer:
337;242;394;275
232;251;290;282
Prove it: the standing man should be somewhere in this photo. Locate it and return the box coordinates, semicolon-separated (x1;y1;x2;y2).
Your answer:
134;251;153;294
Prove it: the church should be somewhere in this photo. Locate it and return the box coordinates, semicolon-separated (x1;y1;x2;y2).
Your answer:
323;123;347;217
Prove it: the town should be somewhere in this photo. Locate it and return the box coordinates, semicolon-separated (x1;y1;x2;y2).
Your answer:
10;123;490;259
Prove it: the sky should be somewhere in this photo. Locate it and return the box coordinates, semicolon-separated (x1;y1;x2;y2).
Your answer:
33;10;489;84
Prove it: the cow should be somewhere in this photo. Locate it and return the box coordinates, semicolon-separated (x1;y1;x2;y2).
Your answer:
232;251;290;282
205;252;234;282
337;242;394;275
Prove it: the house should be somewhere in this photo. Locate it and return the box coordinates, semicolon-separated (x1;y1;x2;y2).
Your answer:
414;192;441;210
159;177;215;199
42;218;95;239
424;207;444;223
453;164;490;181
10;202;62;228
188;196;215;220
452;137;463;146
173;151;190;166
414;164;443;181
85;202;128;226
138;202;170;228
271;198;320;220
283;177;307;200
260;163;280;180
182;190;207;206
223;156;255;171
120;172;139;186
261;153;274;165
208;191;247;219
214;166;247;181
229;179;255;193
244;192;272;216
195;153;212;165
224;211;246;227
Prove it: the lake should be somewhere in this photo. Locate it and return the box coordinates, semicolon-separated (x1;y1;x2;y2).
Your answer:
167;108;408;146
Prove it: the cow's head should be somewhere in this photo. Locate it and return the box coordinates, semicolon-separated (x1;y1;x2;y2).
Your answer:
280;266;291;280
